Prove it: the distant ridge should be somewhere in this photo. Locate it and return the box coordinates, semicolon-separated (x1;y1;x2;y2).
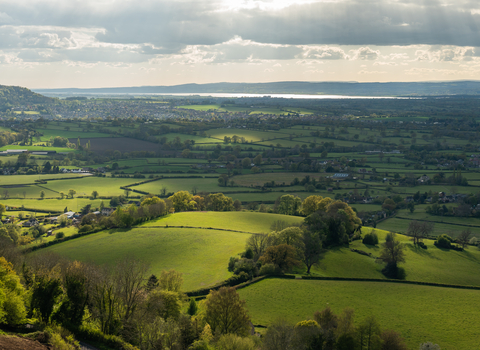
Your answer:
34;81;480;97
0;85;54;111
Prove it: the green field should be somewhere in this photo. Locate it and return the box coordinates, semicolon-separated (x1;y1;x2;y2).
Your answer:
134;177;224;194
36;128;113;141
40;227;249;291
1;198;105;212
0;145;75;152
311;228;480;287
141;211;304;233
41;177;137;197
238;278;480;350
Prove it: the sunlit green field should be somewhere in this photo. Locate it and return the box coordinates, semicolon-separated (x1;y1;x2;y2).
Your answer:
40;227;249;291
141;211;304;233
238;278;480;350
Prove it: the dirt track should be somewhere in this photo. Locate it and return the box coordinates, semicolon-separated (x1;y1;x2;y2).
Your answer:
0;335;52;350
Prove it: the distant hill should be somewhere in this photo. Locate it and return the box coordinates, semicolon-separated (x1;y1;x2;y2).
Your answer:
0;85;54;111
34;81;480;97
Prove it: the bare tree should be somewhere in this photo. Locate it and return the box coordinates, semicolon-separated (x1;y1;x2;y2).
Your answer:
245;233;272;261
457;229;473;249
407;220;434;245
114;256;150;324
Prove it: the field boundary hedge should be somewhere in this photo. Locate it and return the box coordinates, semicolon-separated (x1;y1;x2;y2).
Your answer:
299;275;480;291
140;225;257;234
395;215;480;229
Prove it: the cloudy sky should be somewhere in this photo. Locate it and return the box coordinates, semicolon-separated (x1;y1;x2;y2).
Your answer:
2;0;480;88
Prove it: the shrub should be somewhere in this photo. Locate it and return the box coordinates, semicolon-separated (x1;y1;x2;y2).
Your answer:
417;242;427;249
259;263;277;276
435;234;453;249
226;272;250;286
362;231;379;245
78;225;93;233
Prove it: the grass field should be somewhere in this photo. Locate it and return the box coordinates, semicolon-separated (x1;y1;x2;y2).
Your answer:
1;198;106;212
141;211;304;233
309;228;480;287
238;278;480;350
135;177;224;194
0;145;75;152
232;172;321;187
40;227;249;291
36;128;113;141
0;174;90;185
41;177;137;197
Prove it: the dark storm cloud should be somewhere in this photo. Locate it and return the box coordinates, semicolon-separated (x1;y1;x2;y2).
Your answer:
1;0;480;61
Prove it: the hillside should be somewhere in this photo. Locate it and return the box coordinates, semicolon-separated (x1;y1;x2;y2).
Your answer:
0;85;53;111
34;80;480;96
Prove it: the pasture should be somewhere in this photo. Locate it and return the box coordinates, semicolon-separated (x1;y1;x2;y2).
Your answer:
141;211;304;233
70;137;160;153
39;227;249;291
238;278;480;350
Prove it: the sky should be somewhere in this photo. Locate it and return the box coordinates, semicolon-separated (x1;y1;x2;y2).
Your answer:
2;0;480;88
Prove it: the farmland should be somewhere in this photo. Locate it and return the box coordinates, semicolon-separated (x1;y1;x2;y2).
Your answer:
3;93;480;348
40;227;249;291
238;278;480;350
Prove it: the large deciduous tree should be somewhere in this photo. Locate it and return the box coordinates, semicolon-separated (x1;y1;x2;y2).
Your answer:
204;287;251;336
380;233;406;279
259;244;300;272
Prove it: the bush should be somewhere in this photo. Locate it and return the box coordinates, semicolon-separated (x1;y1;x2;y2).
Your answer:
435;234;454;249
362;231;379;245
417;242;427;249
226;272;250;286
78;225;93;233
55;231;65;240
259;263;277;276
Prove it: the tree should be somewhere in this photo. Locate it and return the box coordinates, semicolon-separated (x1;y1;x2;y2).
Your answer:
357;316;381;350
301;195;324;217
277;195;302;215
233;199;242;211
259;244;300;272
301;230;324;274
187;298;198;316
253;154;262;166
407;220;434;245
68;189;76;198
380;330;407;350
407;201;415;213
0;257;27;326
92;190;99;199
245;233;272;261
158;270;183;292
0;203;5;219
204;287;251;336
168;191;194;212
262;319;295;350
241;157;251;169
380;233;406;279
457;229;473;249
59;191;65;199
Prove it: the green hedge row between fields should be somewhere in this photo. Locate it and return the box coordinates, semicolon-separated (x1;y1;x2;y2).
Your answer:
300;275;480;290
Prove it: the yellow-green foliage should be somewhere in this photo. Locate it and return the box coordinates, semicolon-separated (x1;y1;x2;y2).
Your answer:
0;257;27;326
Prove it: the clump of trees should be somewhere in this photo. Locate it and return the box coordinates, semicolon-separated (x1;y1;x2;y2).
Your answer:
262;307;409;350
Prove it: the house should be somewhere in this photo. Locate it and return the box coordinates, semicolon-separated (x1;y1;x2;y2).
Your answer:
332;173;349;179
101;207;115;216
23;218;39;227
64;211;76;219
417;175;430;184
